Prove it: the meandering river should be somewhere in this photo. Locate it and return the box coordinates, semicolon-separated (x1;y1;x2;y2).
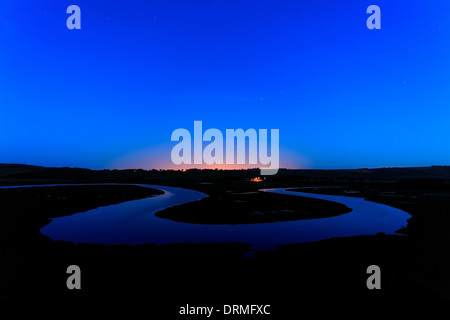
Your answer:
4;184;410;249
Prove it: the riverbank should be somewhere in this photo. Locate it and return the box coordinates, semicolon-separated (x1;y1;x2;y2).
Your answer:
0;185;163;243
1;165;450;304
0;183;449;303
155;191;351;224
287;186;450;241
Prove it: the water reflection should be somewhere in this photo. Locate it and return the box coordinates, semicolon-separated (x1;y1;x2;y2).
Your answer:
37;185;410;249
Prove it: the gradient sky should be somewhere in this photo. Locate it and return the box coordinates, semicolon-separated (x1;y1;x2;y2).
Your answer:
1;1;449;170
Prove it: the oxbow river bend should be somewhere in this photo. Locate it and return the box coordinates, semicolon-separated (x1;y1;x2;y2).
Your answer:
6;184;410;250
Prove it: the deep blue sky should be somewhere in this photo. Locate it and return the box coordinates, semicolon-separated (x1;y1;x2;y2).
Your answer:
1;1;449;170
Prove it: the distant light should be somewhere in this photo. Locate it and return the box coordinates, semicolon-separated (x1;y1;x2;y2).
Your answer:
250;177;263;182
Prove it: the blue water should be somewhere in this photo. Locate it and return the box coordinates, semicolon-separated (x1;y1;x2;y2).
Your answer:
4;184;411;249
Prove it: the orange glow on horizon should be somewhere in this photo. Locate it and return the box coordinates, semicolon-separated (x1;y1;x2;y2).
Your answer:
108;145;311;171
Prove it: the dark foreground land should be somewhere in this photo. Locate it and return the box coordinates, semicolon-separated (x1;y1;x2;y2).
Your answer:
156;191;351;224
1;164;450;311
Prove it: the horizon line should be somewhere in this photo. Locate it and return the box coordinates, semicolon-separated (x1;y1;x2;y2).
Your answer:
1;163;449;172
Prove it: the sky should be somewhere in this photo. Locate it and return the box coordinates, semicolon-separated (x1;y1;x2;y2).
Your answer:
1;0;450;170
